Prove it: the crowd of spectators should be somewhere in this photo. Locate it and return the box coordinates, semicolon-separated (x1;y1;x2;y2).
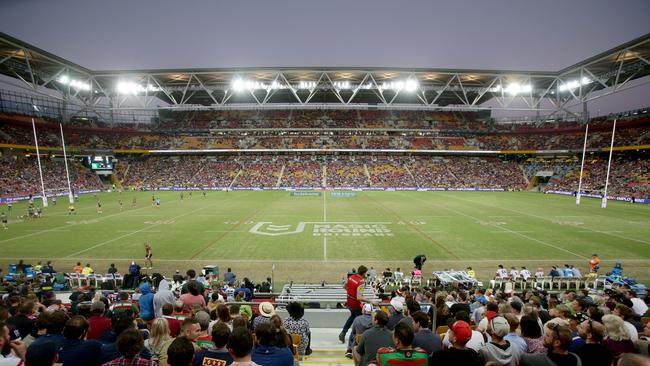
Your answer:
0;265;312;366
3;112;649;152
0;156;103;198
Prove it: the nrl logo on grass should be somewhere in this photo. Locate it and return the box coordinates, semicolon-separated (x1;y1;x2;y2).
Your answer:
249;222;307;236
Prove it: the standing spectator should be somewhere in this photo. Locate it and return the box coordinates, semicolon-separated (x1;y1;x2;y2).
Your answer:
413;255;426;271
6;300;36;340
339;265;375;344
181;270;205;295
223;268;236;286
180;282;206;313
154;279;177;318
138;283;155;322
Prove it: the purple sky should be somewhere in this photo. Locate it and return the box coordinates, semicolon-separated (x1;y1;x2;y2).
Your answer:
0;0;649;115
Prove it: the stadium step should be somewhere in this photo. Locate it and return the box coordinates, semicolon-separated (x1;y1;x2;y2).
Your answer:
302;349;353;366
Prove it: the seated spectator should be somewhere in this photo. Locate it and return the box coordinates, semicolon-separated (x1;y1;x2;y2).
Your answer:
58;315;102;366
252;323;294;366
411;311;442;356
99;313;151;364
227;327;257;366
154;279;177;318
108;292;139;318
601;314;637;361
520;314;546;353
168;336;196;366
162;303;182;337
431;320;482;366
521;323;581;366
442;311;485;352
159;318;202;366
376;322;428;366
180;282;206;313
144;318;172;363
355;310;393;366
87;302;112;341
103;328;156;366
6;300;36;340
25;340;58;366
253;302;275;331
283;302;311;357
193;323;233;366
478;315;522;365
27;310;67;350
194;311;215;351
387;298;406;331
502;313;527;354
575;319;613;366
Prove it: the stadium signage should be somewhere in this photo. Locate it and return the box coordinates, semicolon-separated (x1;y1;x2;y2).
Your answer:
290;192;322;197
248;221;393;237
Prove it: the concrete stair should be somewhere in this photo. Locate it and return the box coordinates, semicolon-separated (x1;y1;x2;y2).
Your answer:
301;349;353;366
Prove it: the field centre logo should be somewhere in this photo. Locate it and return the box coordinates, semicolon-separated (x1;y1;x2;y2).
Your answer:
249;221;393;237
249;222;307;236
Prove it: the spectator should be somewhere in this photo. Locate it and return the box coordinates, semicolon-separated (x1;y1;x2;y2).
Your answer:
227;327;257;366
87;302;112;341
25;340;58;366
575;319;613;366
431;320;482;366
102;328;155;366
602;314;637;360
411;311;442;356
283;302;311;357
154;279;177;318
138;283;155;322
144;318;172;363
478;315;522;365
355;310;393;366
376;322;428;365
167;336;195;366
521;323;581;366
193;323;233;366
58;315;102;366
346;303;374;358
252;323;294;366
162;303;182;337
27;310;67;350
180;282;206;313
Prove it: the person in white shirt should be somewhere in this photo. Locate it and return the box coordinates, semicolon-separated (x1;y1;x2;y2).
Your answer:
520;267;531;281
495;265;508;279
510;267;520;280
535;268;544;279
627;291;649;317
393;268;404;281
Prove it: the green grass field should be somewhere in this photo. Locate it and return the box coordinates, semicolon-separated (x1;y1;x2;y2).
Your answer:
1;191;649;285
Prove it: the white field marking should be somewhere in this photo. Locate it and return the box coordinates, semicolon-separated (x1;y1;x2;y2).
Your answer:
578;230;623;233
4;257;650;264
323;192;327;261
449;195;650;246
0;202;156;244
303;221;392;224
489;231;536;233
404;194;587;259
25;229;70;232
65;193;250;257
488;215;524;218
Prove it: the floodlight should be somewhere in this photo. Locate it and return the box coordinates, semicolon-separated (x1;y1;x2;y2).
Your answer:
404;79;418;92
231;78;245;92
58;75;70;84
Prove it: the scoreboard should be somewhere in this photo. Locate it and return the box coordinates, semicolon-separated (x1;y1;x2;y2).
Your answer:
86;156;113;170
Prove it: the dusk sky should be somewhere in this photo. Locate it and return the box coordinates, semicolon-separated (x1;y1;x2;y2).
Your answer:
0;0;649;115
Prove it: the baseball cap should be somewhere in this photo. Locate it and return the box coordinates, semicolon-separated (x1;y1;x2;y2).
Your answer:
486;310;498;321
390;298;404;313
451;320;472;344
490;316;510;337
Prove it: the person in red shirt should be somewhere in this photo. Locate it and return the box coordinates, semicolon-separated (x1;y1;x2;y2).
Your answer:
339;265;377;344
87;302;112;340
161;303;182;337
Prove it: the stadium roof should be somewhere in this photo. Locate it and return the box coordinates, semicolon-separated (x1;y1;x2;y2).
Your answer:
0;32;649;115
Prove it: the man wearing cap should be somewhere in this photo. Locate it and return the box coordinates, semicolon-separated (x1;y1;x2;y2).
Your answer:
442;311;485;352
387;298;406;331
478;315;522;365
431;320;482;366
340;265;376;344
346;303;374;358
521;323;582;366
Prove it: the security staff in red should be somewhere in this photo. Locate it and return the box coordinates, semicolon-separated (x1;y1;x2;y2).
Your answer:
339;265;377;343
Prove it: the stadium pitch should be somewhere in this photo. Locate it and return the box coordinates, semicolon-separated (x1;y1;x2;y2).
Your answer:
1;191;649;284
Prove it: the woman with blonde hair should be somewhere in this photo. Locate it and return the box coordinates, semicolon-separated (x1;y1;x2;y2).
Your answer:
601;314;636;360
144;317;172;362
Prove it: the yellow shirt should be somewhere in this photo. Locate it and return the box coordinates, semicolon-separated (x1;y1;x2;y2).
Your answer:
467;270;476;278
82;266;94;275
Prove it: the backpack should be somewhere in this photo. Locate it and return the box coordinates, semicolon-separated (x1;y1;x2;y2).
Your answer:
376;347;428;366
